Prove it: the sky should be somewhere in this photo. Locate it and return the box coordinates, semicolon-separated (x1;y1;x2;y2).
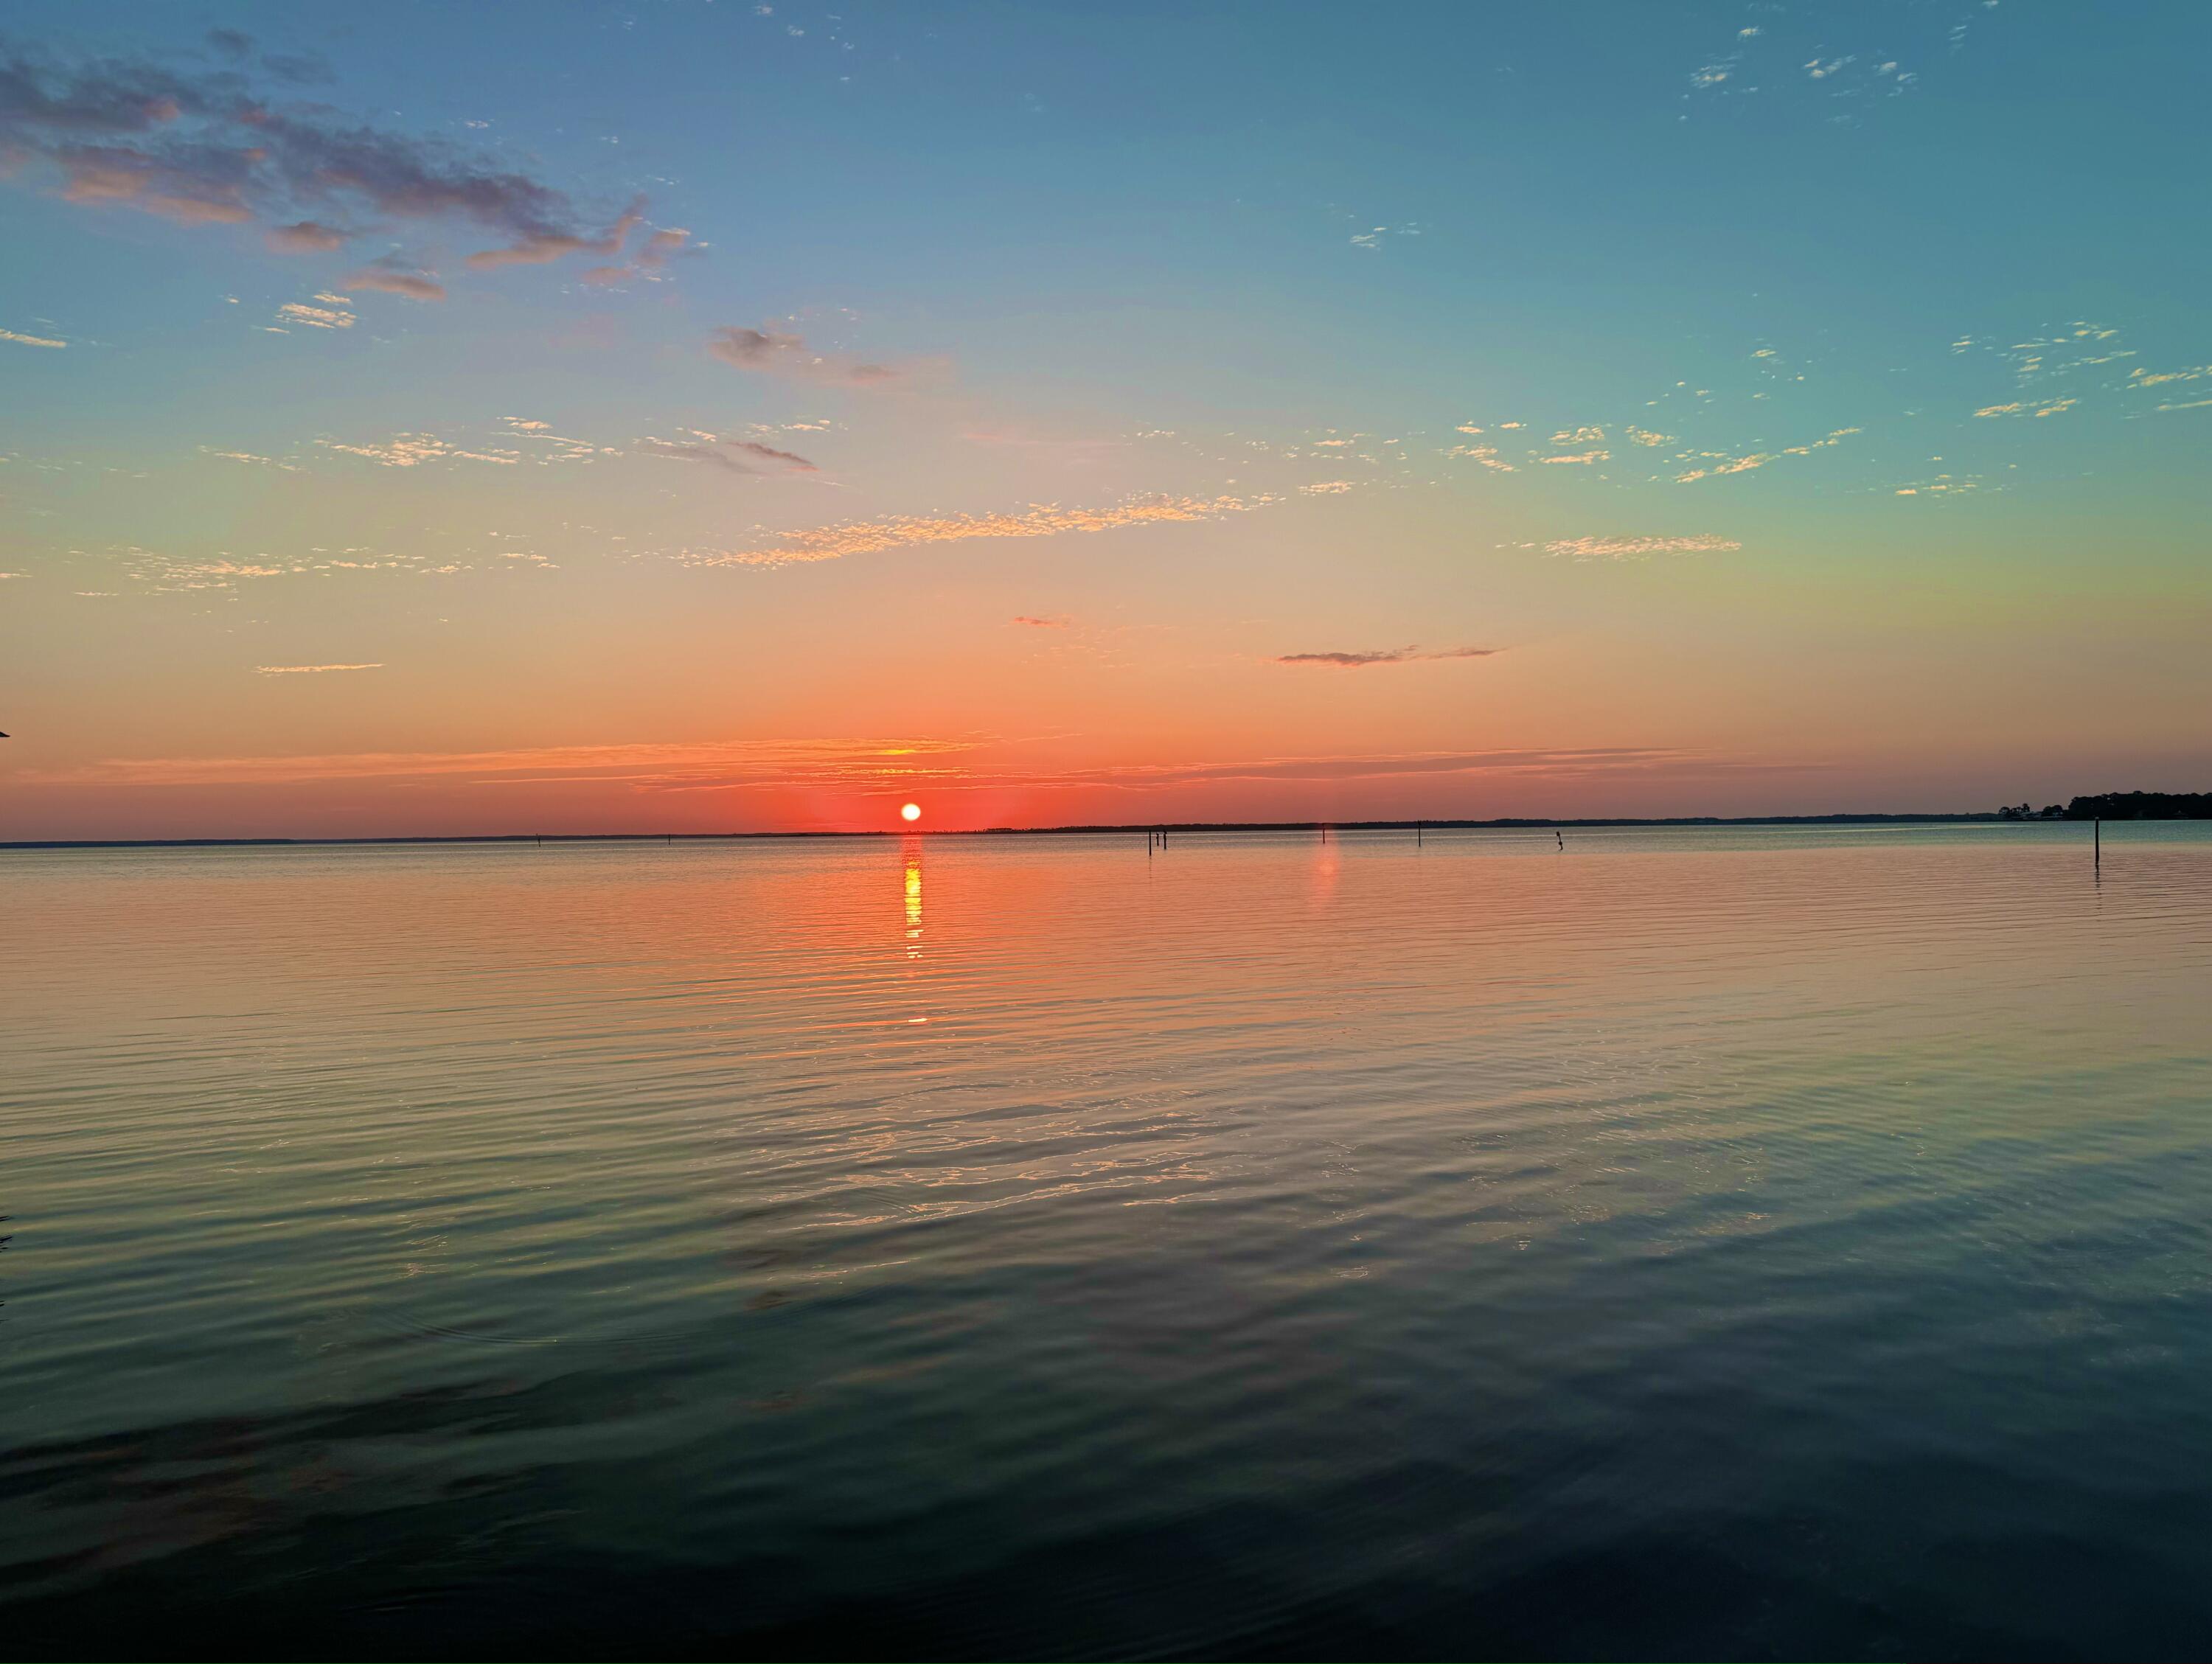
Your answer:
1;0;2207;838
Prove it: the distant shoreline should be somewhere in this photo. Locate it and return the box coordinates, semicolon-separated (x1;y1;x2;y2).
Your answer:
0;812;2097;851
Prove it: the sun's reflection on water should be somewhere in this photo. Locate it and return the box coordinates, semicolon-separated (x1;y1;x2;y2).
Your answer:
900;837;925;1020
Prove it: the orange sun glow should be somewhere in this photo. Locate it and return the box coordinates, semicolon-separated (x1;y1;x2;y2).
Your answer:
900;802;922;823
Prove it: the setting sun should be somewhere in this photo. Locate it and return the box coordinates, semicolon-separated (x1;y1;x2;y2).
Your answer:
900;802;922;823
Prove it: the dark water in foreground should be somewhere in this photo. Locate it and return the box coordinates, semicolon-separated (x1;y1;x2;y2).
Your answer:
4;824;2211;1660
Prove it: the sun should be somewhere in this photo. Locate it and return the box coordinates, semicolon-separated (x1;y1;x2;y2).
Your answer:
900;802;922;823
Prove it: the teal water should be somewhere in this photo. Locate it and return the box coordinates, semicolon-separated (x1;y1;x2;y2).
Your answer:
3;824;2210;1658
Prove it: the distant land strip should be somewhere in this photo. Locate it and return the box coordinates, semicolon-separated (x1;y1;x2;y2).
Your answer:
0;812;2140;851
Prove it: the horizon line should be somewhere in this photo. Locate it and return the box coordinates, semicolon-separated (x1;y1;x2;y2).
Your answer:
0;811;2098;851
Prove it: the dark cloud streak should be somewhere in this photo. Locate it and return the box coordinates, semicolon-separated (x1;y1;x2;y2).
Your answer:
1274;645;1500;667
637;436;819;474
1;40;641;275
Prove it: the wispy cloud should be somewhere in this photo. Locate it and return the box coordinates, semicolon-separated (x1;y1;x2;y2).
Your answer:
636;226;691;270
1447;443;1516;471
275;297;355;330
1892;474;1984;498
52;146;257;223
318;434;519;467
265;220;345;254
985;746;1747;796
18;735;991;790
254;662;383;675
72;535;542;592
1541;534;1742;560
17;737;1766;800
1274;644;1499;667
201;446;302;471
342;262;445;302
691;492;1276;568
191;425;611;474
580;224;694;286
1974;397;2076;418
0;325;67;348
1012;614;1071;628
465;196;641;271
1779;427;1860;455
1349;221;1424;250
1675;452;1770;483
1991;321;2126;384
496;417;613;463
706;325;939;390
1955;324;2206;426
1686;11;1935;111
2128;364;2210;390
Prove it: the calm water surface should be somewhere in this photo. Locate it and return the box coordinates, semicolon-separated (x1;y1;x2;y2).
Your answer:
4;825;2211;1658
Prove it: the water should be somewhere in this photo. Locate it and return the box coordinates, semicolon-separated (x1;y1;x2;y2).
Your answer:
4;824;2210;1659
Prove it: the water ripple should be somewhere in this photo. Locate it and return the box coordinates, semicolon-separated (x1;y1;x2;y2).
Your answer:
3;824;2210;1657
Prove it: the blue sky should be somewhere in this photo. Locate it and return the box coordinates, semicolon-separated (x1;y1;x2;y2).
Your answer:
2;1;2208;835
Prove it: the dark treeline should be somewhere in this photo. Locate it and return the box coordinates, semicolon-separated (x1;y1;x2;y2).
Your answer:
1999;792;2212;821
2070;791;2212;820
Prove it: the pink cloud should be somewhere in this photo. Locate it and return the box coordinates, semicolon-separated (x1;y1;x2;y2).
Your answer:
706;324;938;390
636;226;690;268
0;46;664;285
56;145;254;222
467;196;642;271
265;219;345;253
342;265;445;301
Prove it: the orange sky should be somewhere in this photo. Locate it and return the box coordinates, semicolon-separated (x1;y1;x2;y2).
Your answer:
4;3;2208;838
